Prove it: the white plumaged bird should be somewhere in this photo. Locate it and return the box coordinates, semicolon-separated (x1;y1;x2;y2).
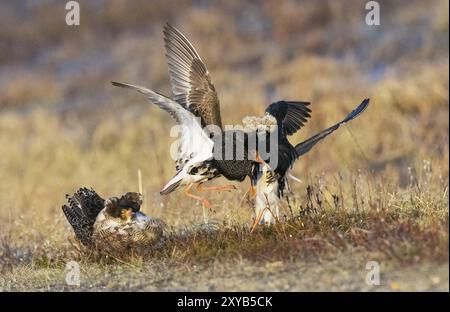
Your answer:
253;162;280;226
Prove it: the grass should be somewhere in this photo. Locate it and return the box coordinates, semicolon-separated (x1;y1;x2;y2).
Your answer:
0;167;448;290
0;0;448;291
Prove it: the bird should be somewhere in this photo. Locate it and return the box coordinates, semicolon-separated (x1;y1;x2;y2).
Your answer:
62;188;165;252
162;24;311;186
112;24;310;210
111;80;221;209
252;162;281;230
242;100;312;196
112;23;236;209
252;98;370;225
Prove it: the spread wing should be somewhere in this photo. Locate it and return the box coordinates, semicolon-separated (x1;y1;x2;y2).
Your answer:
163;23;222;128
243;100;311;177
61;187;105;246
295;98;370;157
265;101;311;136
111;82;214;171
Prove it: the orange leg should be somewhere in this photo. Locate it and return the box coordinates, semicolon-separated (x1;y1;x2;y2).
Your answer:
241;185;256;199
196;184;236;192
184;183;213;209
250;209;265;233
240;178;256;205
249;184;256;197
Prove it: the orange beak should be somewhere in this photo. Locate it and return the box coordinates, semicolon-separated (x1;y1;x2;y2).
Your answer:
127;209;135;218
255;152;265;164
121;208;135;220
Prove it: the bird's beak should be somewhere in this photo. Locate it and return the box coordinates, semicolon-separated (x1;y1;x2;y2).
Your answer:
255;152;265;164
126;209;135;218
121;208;135;220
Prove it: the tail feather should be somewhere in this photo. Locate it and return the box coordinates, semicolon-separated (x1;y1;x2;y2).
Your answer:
295;98;369;157
61;188;105;246
160;175;183;195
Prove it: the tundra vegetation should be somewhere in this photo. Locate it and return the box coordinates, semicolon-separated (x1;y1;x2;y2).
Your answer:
0;0;448;291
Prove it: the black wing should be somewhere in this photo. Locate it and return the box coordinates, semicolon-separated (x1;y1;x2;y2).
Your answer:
295;99;369;157
265;101;311;136
61;187;105;246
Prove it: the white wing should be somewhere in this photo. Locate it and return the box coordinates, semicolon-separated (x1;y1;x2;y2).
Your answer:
111;82;214;170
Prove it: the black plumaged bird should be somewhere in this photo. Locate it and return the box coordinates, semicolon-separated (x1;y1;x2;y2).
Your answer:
214;100;311;182
262;100;313;193
253;98;370;225
112;23;369;217
113;24;238;209
62;188;165;251
112;24;310;208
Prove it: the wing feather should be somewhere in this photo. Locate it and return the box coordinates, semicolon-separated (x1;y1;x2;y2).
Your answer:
163;23;222;128
265;101;312;136
61;188;105;246
295;99;370;157
111;81;214;171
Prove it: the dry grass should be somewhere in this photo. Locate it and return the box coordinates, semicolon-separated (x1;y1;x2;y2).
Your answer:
0;0;448;291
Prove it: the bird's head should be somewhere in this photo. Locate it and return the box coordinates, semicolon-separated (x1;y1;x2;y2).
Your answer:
119;192;142;213
105;197;136;220
258;161;272;178
251;159;276;186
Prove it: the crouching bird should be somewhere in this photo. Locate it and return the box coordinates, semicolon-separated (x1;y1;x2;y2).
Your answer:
62;188;165;253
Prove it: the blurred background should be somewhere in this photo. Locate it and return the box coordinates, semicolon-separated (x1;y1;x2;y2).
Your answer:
0;0;448;232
